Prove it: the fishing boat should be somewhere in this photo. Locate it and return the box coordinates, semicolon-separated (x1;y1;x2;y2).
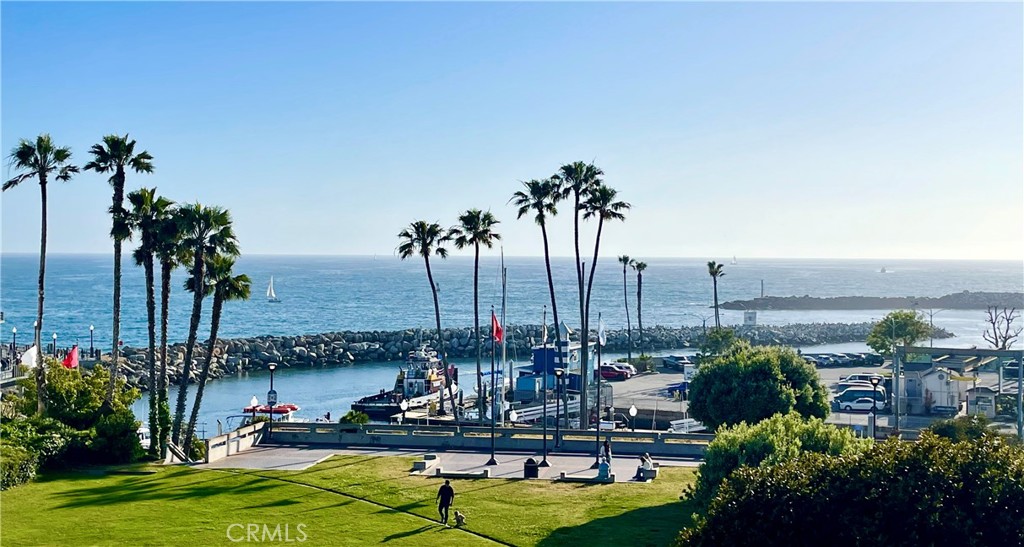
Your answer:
267;276;281;303
351;344;460;420
241;402;300;421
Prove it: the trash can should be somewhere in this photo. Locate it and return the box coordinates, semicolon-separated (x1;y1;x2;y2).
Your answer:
523;457;539;479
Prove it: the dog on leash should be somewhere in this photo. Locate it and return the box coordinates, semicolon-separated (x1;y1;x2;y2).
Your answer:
454;510;467;527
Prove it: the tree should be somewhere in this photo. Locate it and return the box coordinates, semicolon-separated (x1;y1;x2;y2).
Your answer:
556;161;603;428
686;412;870;507
689;345;830;431
398;220;458;422
172;204;238;444
582;183;630;362
698;327;738;358
127;188;174;456
182;254;251;455
618;255;635;360
154;204;184;457
983;306;1021;350
3;134;79;415
510;178;564;384
866;310;931;356
84;134;154;404
676;435;1024;546
15;362;139;431
633;261;647;356
707;261;725;329
450;209;501;416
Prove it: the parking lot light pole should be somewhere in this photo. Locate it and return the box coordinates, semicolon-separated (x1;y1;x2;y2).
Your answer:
554;368;565;448
869;377;881;439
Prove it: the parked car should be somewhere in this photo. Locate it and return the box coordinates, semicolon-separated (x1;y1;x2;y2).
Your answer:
600;364;630;380
841;372;883;384
611;362;637;375
863;353;884;366
835;386;886;405
836;397;879;412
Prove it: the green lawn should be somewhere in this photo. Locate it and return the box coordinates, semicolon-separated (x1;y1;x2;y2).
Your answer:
1;456;696;546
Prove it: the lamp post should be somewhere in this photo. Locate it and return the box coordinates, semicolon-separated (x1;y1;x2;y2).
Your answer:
869;377;881;439
250;395;258;425
554;368;565;448
591;313;605;470
487;306;499;466
267;363;277;441
629;404;638;432
89;325;94;358
399;399;409;425
683;312;711;340
11;327;16;356
509;408;518;426
52;332;57;357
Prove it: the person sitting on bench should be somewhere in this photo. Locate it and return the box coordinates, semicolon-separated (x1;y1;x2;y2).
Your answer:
633;453;653;480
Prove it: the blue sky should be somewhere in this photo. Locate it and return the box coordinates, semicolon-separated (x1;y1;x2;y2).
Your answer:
3;2;1021;260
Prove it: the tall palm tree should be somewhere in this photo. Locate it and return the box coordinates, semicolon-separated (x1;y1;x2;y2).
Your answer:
172;204;238;444
154;206;185;458
618;255;635;360
633;261;647;356
182;254;251;455
510;179;563;367
708;261;725;329
127;188;174;456
398;221;458;422
84;134;154;403
582;184;630;352
450;209;501;416
555;161;603;428
3;135;78;415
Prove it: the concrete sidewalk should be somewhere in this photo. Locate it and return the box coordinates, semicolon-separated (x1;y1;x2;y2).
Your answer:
196;445;700;482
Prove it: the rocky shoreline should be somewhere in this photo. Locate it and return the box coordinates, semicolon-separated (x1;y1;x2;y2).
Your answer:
721;291;1023;311
111;322;954;390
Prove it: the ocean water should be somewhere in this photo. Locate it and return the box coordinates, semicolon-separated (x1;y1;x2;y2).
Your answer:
3;254;1021;431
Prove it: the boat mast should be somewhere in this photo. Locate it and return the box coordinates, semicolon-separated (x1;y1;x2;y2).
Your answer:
500;248;507;426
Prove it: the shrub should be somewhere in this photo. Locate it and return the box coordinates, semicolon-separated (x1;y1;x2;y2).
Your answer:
338;410;370;424
90;409;142;464
1;444;38;490
686;412;870;507
0;417;90;470
16;364;139;430
676;435;1024;546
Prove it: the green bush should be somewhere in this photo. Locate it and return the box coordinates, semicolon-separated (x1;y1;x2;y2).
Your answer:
676;434;1024;546
90;409;142;464
15;364;140;430
686;412;870;507
1;444;38;490
338;410;370;424
0;417;90;470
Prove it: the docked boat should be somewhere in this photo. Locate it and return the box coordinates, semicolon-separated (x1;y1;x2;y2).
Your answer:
242;402;300;420
351;344;459;419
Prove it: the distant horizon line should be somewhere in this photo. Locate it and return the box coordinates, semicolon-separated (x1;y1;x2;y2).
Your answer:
1;252;1021;263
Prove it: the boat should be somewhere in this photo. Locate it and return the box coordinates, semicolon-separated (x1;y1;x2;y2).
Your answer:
267;276;281;303
731;256;738;265
242;402;300;421
351;344;460;420
880;267;887;274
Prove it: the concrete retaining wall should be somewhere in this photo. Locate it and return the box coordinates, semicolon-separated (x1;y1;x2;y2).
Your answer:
266;422;711;458
205;422;266;463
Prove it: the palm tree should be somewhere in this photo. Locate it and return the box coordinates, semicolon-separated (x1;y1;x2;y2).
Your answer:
3;135;78;415
618;255;635;360
84;134;154;403
633;261;647;356
182;254;251;455
172;204;238;445
450;209;501;416
582;184;630;351
510;178;563;366
154;206;185;458
127;188;174;456
555;161;603;428
708;261;725;329
398;220;458;422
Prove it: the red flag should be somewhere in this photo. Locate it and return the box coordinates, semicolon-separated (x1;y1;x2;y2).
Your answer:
62;344;79;369
491;311;503;344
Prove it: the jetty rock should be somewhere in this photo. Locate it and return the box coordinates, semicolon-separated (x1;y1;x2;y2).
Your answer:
721;291;1023;311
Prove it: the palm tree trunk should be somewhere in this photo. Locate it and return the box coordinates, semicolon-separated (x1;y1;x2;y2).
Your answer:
539;221;561;408
173;249;205;444
183;295;222;456
144;253;158;456
424;255;458;423
158;259;172;458
713;278;720;329
637;271;644;356
584;219;605;353
474;244;482;416
623;264;632;361
34;175;48;415
107;172;125;404
573;196;588;429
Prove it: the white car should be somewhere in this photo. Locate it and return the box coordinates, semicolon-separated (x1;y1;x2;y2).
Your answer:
838;397;879;412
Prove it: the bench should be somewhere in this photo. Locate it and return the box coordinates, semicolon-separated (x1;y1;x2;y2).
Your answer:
668;419;706;433
931;405;958;417
412;453;439;471
556;472;615;484
639;463;660;481
434;467;491;479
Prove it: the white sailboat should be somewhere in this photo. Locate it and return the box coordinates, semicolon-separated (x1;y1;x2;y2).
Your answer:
267;276;281;303
731;255;738;265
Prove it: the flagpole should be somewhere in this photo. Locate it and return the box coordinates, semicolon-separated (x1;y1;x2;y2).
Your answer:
500;259;507;427
487;305;498;466
592;312;603;469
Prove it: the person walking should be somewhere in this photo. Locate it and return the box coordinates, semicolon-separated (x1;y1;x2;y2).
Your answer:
436;479;455;525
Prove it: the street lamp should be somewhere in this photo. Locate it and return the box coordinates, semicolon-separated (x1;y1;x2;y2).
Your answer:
629;404;638;432
554;368;565;448
89;325;94;358
869;376;881;439
11;327;16;355
250;395;258;425
267;363;277;441
399;399;409;425
52;332;57;357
